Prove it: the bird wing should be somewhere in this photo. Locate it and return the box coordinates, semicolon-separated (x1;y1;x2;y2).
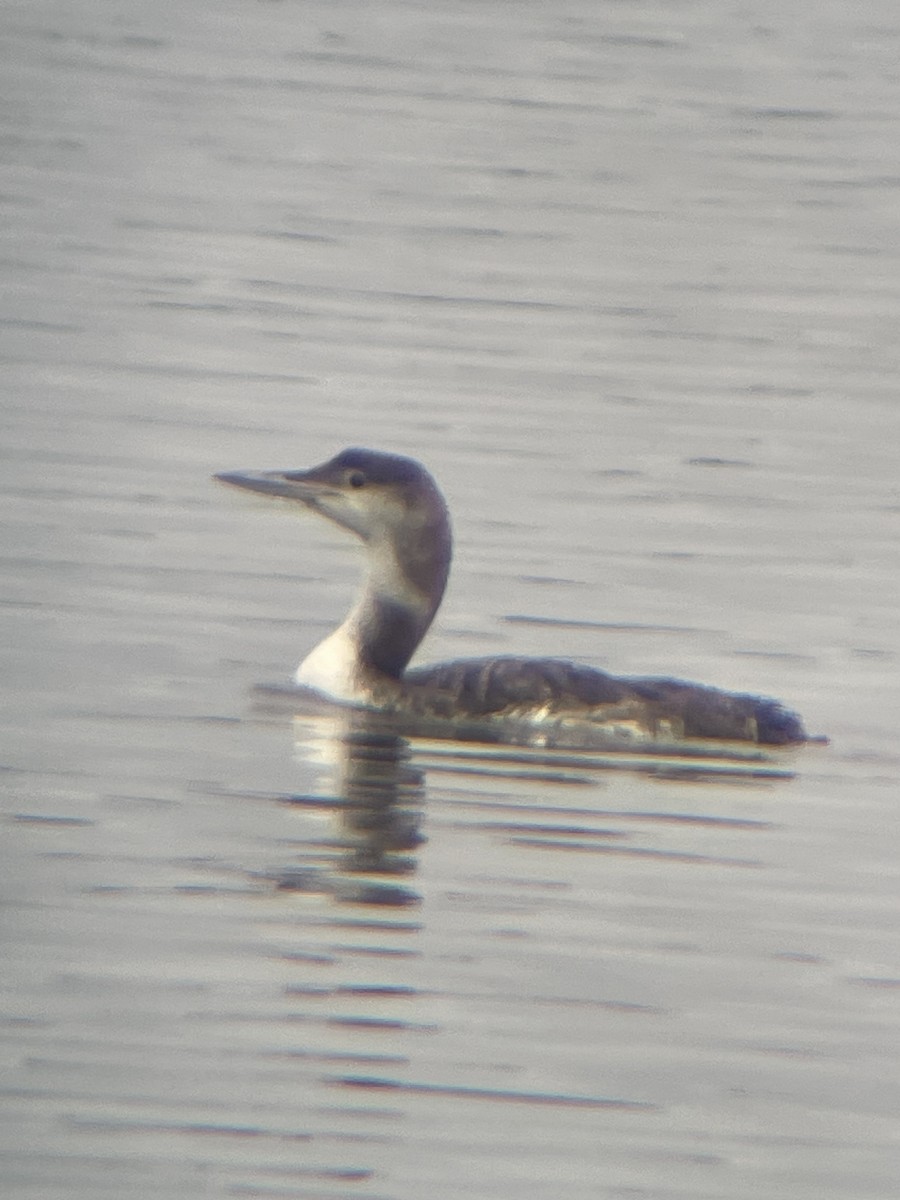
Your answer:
401;656;806;744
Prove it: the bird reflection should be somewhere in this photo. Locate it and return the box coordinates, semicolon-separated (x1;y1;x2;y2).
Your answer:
252;685;800;911
274;707;426;908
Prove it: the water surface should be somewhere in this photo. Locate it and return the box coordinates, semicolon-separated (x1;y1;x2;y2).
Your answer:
2;2;898;1197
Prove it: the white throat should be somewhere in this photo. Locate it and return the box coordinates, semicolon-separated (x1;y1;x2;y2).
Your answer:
295;624;362;702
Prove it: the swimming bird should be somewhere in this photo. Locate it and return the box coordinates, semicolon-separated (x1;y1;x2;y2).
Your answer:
215;448;808;747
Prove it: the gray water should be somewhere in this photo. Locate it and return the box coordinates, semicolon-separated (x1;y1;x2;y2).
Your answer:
2;2;899;1197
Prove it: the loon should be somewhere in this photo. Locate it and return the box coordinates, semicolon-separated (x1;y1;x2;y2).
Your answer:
215;447;809;746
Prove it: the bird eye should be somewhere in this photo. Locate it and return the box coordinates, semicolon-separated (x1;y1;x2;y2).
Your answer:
348;471;366;489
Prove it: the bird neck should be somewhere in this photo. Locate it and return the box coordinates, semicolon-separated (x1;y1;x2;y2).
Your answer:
296;511;452;700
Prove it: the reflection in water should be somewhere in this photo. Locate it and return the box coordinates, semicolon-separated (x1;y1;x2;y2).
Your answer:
274;708;427;908
262;690;800;909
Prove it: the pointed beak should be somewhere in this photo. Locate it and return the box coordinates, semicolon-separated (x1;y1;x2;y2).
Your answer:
213;468;339;504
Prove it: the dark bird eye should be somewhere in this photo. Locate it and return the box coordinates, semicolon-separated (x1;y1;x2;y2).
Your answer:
348;471;366;489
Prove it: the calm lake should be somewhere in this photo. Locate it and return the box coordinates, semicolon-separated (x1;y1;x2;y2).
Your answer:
2;2;898;1197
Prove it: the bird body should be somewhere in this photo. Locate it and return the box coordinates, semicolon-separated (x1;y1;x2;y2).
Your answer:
216;448;809;747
